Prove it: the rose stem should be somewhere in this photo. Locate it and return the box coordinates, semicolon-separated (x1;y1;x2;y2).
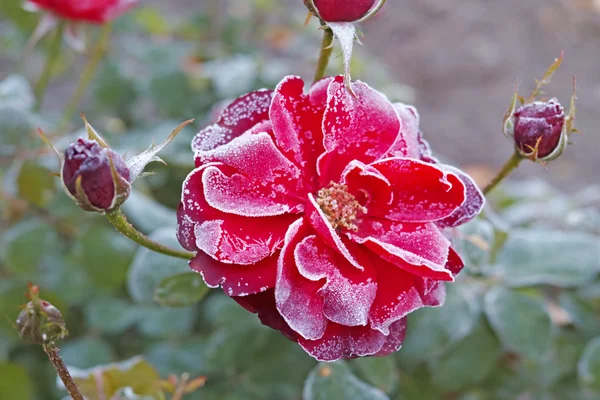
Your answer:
106;208;194;260
42;342;84;400
34;23;65;112
313;26;334;83
482;151;523;195
59;23;112;131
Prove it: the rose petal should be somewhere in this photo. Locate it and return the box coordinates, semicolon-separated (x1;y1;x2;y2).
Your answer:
192;89;273;152
369;260;446;335
298;322;387;362
275;219;328;340
374;318;407;356
178;165;296;263
190;252;277;296
295;235;377;327
317;76;401;183
435;167;485;228
445;247;465;277
386;103;438;163
341;160;393;212
197;132;303;217
270;76;331;192
371;157;466;222
348;219;453;281
233;290;298;342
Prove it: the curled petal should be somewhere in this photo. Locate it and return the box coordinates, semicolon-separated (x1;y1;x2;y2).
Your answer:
178;166;295;263
190;252;277;297
374;318;407;356
349;219;453;281
318;76;400;183
192;89;273;152
369;260;446;335
275;219;328;340
341;160;393;212
295;235;377;327
298;322;387;362
270;76;331;192
371;157;466;222
197;132;303;217
435;167;485;228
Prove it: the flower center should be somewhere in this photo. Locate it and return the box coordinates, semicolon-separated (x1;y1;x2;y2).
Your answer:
316;182;367;231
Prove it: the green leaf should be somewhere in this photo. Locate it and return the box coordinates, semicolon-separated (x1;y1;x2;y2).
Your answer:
154;272;209;307
0;107;40;155
84;296;139;335
67;357;162;400
457;219;495;269
491;230;600;288
136;305;196;338
303;362;390;400
397;285;479;364
93;61;137;115
484;287;552;361
578;336;600;391
120;191;177;233
128;228;190;304
558;293;600;338
0;74;34;110
429;319;501;392
61;337;115;369
0;362;33;400
74;224;136;290
394;366;441;400
351;356;398;394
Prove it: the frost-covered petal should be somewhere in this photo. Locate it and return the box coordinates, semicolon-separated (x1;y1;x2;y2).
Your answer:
270;76;331;192
435;167;485;228
369;260;446;335
190;252;277;296
374;318;407;356
298;322;387;362
445;247;465;277
233;290;298;342
197;132;303;217
275;219;328;340
295;235;377;327
340;160;393;213
387;103;437;162
348;219;453;281
371;157;466;222
192;89;273;152
317;76;401;183
177;165;296;263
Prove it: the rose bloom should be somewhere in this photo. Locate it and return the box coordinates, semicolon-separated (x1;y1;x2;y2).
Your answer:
25;0;138;24
177;76;484;361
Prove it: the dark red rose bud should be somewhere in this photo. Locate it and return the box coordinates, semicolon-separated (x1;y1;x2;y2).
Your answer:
512;99;565;159
312;0;377;22
62;138;131;212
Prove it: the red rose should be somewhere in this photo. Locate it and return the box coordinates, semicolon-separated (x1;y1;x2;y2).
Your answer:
177;76;484;361
312;0;377;22
512;99;565;159
25;0;138;24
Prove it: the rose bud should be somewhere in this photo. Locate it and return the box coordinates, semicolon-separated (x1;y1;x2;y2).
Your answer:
17;298;68;345
510;99;565;160
311;0;377;22
62;138;132;212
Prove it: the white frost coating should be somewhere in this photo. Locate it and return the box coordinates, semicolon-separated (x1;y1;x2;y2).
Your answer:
294;235;377;327
307;193;364;271
436;164;485;228
194;220;223;259
202;166;292;217
340;160;391;187
192;89;273;152
276;218;328;341
328;22;357;93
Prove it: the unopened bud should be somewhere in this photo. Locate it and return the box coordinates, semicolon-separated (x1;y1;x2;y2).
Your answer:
510;99;566;159
311;0;377;22
62;138;131;212
17;299;67;345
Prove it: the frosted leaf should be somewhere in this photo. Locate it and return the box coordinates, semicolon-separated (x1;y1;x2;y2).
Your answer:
295;235;377;327
328;23;358;95
0;75;35;110
276;218;328;340
349;220;453;281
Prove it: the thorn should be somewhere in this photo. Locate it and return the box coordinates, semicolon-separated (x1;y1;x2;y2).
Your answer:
304;11;313;26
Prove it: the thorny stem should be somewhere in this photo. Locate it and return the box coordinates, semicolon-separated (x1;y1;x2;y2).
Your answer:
60;23;112;130
42;342;84;400
106;208;194;260
34;23;65;112
483;151;523;195
313;27;334;84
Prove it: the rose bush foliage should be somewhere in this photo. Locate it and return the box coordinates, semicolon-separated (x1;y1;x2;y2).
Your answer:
177;75;484;361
